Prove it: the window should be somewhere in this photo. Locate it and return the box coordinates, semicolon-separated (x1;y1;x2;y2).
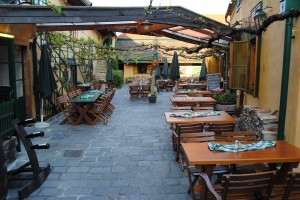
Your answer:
229;41;248;90
250;2;262;29
137;63;147;74
230;40;258;96
133;63;150;74
38;0;46;5
236;0;241;11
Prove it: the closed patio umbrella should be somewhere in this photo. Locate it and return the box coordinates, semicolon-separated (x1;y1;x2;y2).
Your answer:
35;44;57;128
170;51;180;81
106;58;113;86
162;57;169;80
151;51;161;79
199;57;207;81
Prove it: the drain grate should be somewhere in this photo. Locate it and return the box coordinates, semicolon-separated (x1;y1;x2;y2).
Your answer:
63;150;83;157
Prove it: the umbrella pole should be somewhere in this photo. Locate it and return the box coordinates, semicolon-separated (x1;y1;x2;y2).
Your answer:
41;99;44;123
34;99;50;128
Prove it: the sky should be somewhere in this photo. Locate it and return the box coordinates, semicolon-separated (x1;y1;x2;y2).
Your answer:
90;0;231;14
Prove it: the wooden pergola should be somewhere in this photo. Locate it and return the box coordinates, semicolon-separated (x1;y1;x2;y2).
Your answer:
0;5;232;47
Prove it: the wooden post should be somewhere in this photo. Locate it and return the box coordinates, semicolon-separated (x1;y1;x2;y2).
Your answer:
147;60;163;94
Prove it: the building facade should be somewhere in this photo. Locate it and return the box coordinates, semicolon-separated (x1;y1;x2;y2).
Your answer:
227;0;300;147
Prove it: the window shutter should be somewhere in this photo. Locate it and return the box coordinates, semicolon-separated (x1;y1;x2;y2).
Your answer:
146;65;151;74
229;41;249;90
133;66;138;74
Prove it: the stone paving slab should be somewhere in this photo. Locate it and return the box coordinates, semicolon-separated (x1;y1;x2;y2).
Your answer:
7;85;191;200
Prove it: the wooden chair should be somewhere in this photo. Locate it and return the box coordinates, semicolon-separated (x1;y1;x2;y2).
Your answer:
67;91;77;99
193;171;277;200
106;87;116;112
68;82;77;92
200;102;216;110
75;88;82;96
223;131;257;142
202;92;213;97
129;85;140;100
57;96;78;125
222;131;266;173
141;84;151;99
208;122;235;134
171;106;192;112
182;133;231;198
87;98;109;125
196;84;207;91
188;93;203;97
172;123;204;161
167;81;175;91
157;80;166;92
193;106;214;111
180;132;225;170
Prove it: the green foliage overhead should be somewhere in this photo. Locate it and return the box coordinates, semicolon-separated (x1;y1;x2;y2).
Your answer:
44;32;119;63
45;1;61;15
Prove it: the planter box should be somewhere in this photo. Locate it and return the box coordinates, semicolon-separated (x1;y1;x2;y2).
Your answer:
216;103;237;112
148;95;157;103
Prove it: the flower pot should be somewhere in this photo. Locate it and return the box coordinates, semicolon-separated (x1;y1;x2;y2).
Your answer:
148;95;157;103
216;103;237;112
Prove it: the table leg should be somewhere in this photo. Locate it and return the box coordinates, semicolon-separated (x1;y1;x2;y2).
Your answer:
190;164;215;200
74;104;93;125
74;105;84;125
276;162;299;183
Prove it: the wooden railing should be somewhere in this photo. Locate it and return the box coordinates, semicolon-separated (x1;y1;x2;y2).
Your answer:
0;101;15;140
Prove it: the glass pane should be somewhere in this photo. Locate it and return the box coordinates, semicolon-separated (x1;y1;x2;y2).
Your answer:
15;63;23;80
15;45;22;62
16;80;23;98
0;63;10;85
0;46;8;62
38;0;46;5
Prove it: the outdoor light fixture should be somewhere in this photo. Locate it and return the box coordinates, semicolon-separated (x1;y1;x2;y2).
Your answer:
254;8;267;30
0;33;14;39
141;20;153;31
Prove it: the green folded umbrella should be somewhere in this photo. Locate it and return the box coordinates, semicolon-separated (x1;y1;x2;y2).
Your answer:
170;51;180;81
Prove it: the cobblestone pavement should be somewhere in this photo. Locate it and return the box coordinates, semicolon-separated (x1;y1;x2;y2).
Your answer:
7;85;191;200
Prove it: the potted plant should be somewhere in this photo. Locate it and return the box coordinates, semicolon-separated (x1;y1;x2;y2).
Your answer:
213;92;237;113
148;91;158;103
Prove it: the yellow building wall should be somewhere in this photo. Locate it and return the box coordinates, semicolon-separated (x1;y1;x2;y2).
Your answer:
229;0;300;148
124;65;133;81
286;17;300;147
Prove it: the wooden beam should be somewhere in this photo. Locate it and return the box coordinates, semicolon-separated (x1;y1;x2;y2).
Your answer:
154;29;228;47
0;5;230;31
137;20;174;34
37;23;137;32
192;28;232;41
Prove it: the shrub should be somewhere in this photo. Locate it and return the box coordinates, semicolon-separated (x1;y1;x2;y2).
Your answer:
111;70;124;88
213;92;237;104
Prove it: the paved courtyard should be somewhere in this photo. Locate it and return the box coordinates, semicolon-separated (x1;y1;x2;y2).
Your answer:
7;85;191;200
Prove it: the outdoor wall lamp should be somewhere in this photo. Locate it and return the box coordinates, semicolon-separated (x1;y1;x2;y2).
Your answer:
0;33;14;39
254;8;267;29
141;20;153;30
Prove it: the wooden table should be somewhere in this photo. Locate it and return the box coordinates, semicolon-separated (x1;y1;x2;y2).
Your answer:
165;111;237;124
182;141;300;198
70;90;103;125
178;83;207;90
176;90;212;96
170;96;216;107
77;83;92;92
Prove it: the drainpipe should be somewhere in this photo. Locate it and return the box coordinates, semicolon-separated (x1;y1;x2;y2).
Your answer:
278;17;293;140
